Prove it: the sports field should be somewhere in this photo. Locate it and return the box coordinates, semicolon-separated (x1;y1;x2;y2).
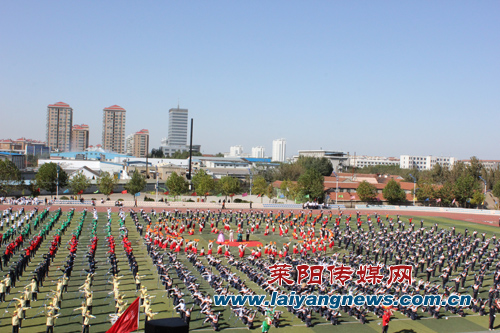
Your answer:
0;207;499;333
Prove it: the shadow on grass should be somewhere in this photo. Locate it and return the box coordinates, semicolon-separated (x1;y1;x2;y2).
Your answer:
394;330;418;333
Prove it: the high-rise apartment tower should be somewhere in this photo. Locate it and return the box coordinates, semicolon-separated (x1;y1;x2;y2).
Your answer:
102;105;126;154
46;102;73;152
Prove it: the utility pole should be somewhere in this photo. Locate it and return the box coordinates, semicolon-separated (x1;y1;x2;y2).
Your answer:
187;118;194;191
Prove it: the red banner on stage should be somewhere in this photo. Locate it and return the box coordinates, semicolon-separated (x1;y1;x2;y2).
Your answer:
106;297;140;333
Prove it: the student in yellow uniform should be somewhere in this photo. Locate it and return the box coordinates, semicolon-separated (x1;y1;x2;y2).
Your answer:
46;310;60;333
82;310;96;333
11;309;20;333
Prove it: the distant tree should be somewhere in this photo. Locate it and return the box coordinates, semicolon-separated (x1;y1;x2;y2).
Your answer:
429;163;446;184
252;176;268;201
493;181;500;199
297;169;324;201
288;182;301;201
437;181;454;206
297;156;333;176
97;172;118;198
125;170;146;198
150;148;164;158
470;191;486;208
0;159;21;196
170;150;202;159
448;161;467;184
192;169;215;200
217;176;241;200
215;152;224;158
466;156;483;180
36;163;68;195
280;179;292;200
357;181;377;202
68;172;91;198
266;184;274;203
276;162;305;181
453;174;479;207
255;165;277;183
382;179;406;204
166;172;188;200
415;183;436;202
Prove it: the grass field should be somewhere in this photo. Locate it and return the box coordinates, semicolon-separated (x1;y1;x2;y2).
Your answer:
0;210;499;332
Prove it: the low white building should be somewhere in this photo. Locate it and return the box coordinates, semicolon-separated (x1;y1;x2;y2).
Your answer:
400;155;455;170
348;155;400;168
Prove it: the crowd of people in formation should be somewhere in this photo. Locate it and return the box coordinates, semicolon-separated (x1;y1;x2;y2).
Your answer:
135;207;500;331
302;201;327;210
2;205;500;331
0;197;43;206
0;206;87;332
0;205;159;333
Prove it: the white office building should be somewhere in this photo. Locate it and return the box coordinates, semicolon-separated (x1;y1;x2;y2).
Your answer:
272;139;286;162
167;107;188;146
159;106;201;157
251;146;265;158
400;155;455;170
229;145;243;157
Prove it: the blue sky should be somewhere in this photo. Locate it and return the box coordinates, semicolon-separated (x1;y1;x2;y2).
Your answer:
0;1;498;159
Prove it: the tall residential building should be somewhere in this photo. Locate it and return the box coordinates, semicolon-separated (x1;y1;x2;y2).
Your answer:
272;138;286;162
167;107;188;146
46;102;73;152
132;129;149;157
71;124;89;151
102;105;126;154
251;146;265;158
229;145;243;157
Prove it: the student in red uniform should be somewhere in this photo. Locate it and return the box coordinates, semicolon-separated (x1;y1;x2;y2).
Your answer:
382;309;392;333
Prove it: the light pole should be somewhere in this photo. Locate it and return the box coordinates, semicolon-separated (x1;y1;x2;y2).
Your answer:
409;174;416;206
248;168;253;196
479;176;487;208
479;176;487;194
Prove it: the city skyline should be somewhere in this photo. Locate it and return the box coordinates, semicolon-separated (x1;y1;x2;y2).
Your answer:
0;2;498;159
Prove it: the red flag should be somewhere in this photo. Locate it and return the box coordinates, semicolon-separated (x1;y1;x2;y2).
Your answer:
121;190;128;194
78;190;84;195
191;192;197;196
106;297;140;333
164;191;169;195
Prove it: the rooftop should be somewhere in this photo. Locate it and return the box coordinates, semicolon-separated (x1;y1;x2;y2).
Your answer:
104;105;126;111
48;101;71;108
